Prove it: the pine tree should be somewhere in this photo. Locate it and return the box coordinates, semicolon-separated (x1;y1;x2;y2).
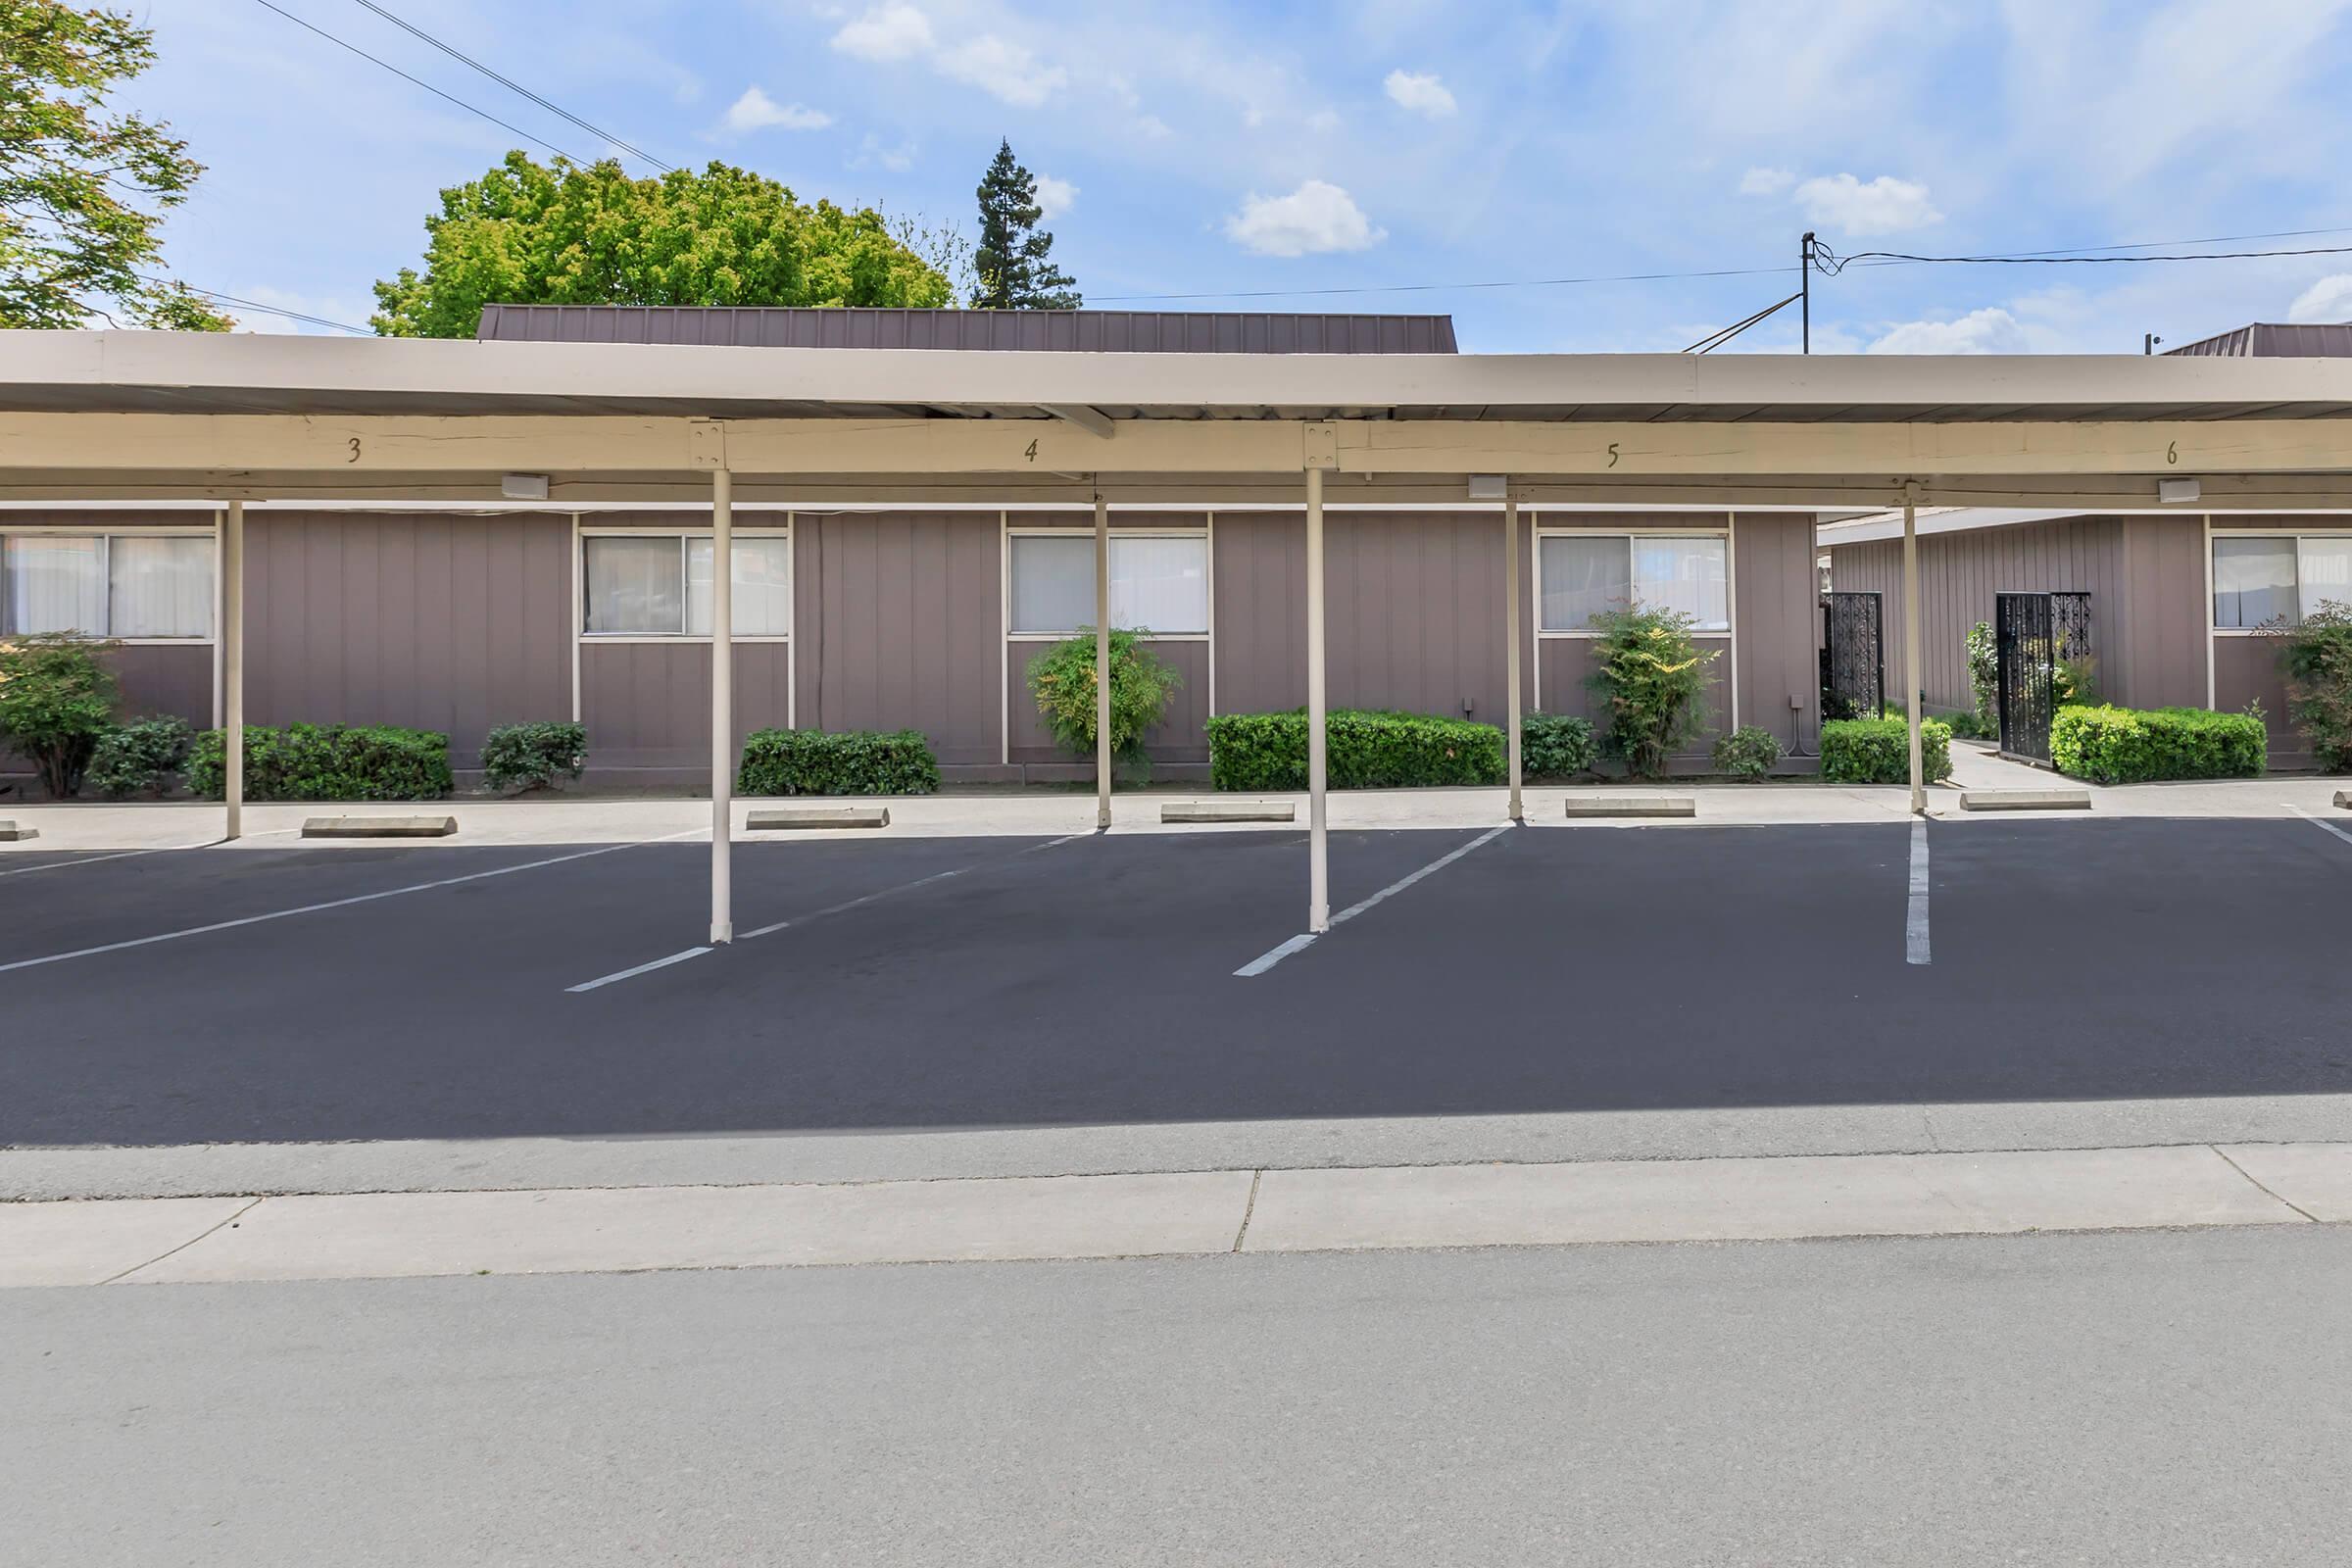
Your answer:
970;139;1079;310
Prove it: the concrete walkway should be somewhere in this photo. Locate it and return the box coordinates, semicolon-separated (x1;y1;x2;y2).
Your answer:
4;769;2347;853
5;1142;2342;1288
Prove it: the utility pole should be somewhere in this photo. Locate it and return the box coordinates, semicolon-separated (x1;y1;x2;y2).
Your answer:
2143;332;2162;355
1800;231;1815;355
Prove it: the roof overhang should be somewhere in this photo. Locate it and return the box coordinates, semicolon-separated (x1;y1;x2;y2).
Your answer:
5;331;2352;509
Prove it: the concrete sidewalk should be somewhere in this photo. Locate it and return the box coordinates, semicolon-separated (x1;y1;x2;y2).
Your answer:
5;1142;2342;1289
4;769;2348;854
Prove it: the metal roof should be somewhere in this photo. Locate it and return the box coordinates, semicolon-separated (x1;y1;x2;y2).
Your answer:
2164;321;2352;358
475;305;1459;355
9;330;2352;423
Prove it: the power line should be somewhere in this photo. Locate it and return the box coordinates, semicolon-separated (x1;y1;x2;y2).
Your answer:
1091;264;1798;305
141;276;372;333
250;0;585;165
1683;290;1802;354
1816;238;2352;274
348;0;674;172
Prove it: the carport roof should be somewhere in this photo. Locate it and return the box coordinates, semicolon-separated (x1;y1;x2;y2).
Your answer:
7;329;2352;423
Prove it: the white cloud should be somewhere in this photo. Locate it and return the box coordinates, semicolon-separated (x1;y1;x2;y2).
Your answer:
1738;166;1795;196
1033;174;1077;219
2289;273;2352;322
1793;172;1941;235
1224;179;1384;257
1306;108;1341;133
1134;114;1173;139
852;133;916;172
830;3;933;62
720;86;831;134
937;34;1067;106
1383;69;1456;118
1865;307;2030;355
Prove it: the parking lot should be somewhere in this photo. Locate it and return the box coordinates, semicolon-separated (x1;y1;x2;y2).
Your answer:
3;810;2349;1150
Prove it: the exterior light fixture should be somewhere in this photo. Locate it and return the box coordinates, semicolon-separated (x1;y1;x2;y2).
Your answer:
2158;477;2201;504
501;473;551;501
1467;474;1508;500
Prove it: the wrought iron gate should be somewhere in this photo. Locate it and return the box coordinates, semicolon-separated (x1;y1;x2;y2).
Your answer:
1995;592;2058;760
1820;592;1885;721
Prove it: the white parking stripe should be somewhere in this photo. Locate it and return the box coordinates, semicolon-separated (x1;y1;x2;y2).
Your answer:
2288;804;2352;851
0;847;181;879
0;830;706;977
1906;817;1932;966
1236;823;1515;977
564;947;712;994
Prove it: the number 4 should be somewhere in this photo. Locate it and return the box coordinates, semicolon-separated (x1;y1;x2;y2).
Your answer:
1024;439;1039;463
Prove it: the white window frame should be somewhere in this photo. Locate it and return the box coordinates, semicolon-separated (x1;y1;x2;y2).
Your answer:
1002;523;1213;642
1531;524;1736;640
578;523;793;642
2209;526;2352;635
0;523;220;645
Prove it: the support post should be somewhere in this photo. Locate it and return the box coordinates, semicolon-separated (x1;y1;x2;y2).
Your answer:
1503;495;1523;823
710;467;734;944
1902;492;1925;814
1306;466;1329;933
1095;496;1111;831
222;500;244;842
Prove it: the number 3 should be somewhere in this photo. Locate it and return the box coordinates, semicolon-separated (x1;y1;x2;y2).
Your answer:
347;437;362;464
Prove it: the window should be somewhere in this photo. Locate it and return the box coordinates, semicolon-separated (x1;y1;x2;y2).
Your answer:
2300;537;2352;619
1539;534;1728;632
2213;535;2306;628
1008;532;1208;635
2;533;214;639
583;533;791;636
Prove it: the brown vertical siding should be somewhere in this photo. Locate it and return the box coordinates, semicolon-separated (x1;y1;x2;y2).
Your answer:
1209;512;1306;715
247;511;572;764
2212;636;2307;765
578;643;792;769
1536;636;1733;760
107;645;215;727
2111;514;2208;710
797;511;1001;765
1733;513;1822;755
1006;639;1210;763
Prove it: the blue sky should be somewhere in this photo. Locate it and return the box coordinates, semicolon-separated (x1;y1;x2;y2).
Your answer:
132;0;2352;352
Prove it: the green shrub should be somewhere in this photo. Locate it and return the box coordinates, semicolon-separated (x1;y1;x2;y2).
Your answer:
2268;601;2352;772
1025;628;1182;782
1964;620;1998;732
88;715;192;798
1820;716;1953;784
480;720;587;793
737;728;940;796
1585;606;1719;780
0;634;121;798
2049;705;2266;784
1521;711;1596;779
1207;709;1504;791
1710;724;1783;780
187;723;454;801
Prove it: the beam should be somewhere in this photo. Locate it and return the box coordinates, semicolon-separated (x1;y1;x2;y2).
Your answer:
8;413;2352;482
710;467;734;945
1095;496;1111;831
221;499;244;842
1306;465;1329;934
1044;404;1115;439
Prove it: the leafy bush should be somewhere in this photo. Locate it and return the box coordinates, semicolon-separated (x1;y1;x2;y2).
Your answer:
2049;705;2266;784
2055;653;2100;708
1521;711;1596;779
1964;620;1998;733
1207;709;1504;791
1585;606;1719;780
1820;716;1953;784
0;634;122;798
1711;724;1783;780
480;720;587;793
1025;629;1182;781
2268;601;2352;772
187;723;454;801
737;727;940;796
88;715;192;799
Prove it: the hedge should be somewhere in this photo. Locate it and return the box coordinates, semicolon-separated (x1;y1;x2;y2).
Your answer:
2049;705;2266;784
737;727;940;796
1206;709;1504;791
1819;716;1953;784
1521;711;1597;779
188;723;454;801
480;720;587;793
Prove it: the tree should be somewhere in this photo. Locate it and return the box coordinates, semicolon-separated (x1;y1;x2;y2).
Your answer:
971;138;1078;310
1;1;230;329
370;152;955;337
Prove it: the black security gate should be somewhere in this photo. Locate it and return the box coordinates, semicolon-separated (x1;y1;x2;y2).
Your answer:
1994;591;2091;762
1820;592;1885;721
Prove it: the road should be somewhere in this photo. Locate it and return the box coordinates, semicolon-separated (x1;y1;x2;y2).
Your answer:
9;1225;2349;1565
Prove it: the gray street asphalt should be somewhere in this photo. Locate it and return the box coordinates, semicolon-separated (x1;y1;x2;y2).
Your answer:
8;1225;2349;1566
3;817;2351;1147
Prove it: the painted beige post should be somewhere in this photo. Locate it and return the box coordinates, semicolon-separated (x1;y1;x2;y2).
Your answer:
1503;496;1523;822
710;467;734;944
1095;496;1111;830
221;499;245;842
1306;466;1329;932
1902;494;1925;813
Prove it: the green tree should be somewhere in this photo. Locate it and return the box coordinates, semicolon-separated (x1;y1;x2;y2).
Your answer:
1;1;229;329
0;633;121;797
971;138;1078;309
370;152;954;337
